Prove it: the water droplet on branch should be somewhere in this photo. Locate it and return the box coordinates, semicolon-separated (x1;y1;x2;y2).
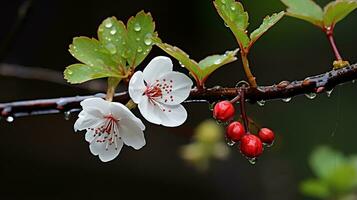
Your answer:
282;97;292;103
6;116;14;123
305;93;317;99
64;111;71;120
257;100;265;106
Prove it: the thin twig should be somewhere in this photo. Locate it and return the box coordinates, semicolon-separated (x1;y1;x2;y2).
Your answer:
0;63;106;91
0;63;357;119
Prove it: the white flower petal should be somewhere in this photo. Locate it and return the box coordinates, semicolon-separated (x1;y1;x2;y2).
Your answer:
155;71;193;105
128;71;146;104
119;118;146;150
157;104;188;127
137;95;162;125
89;138;123;162
74;108;104;131
80;97;110;114
110;102;145;130
143;56;173;85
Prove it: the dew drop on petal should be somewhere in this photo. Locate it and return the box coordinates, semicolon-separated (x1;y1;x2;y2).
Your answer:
326;89;334;97
64;111;71;120
6;116;14;123
134;23;141;31
305;92;317;99
282;97;292;103
257;100;265;106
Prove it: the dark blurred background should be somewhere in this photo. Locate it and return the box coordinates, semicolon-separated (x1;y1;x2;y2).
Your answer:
0;0;356;199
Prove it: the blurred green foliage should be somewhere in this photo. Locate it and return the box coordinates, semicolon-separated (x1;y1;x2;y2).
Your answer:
301;146;357;199
180;120;229;171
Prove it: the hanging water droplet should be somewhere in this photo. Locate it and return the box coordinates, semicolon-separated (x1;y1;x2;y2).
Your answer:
110;29;117;35
64;111;71;120
326;89;334;97
305;92;317;99
6;116;14;123
282;97;292;103
105;21;113;28
226;139;235;146
247;157;257;165
352;80;355;84
134;23;141;31
257;100;265;106
144;37;152;46
137;47;143;53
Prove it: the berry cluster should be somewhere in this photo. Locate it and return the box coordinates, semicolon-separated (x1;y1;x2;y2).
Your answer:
213;100;275;162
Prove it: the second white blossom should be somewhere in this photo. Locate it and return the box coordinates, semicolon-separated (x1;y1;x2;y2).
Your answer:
129;56;193;127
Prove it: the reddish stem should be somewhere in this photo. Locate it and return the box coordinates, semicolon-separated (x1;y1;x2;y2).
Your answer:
239;88;249;133
325;26;342;61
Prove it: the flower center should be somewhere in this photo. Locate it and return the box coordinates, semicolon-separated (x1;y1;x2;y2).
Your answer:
145;86;162;99
91;114;121;150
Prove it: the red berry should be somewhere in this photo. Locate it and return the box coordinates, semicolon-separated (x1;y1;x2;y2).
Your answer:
226;121;245;142
240;134;263;158
213;101;235;122
258;128;275;145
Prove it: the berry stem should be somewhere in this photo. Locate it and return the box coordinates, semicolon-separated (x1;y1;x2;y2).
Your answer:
241;52;257;88
239;88;249;133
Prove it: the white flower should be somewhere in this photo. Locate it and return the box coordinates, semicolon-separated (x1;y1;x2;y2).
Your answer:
128;56;193;127
74;97;146;162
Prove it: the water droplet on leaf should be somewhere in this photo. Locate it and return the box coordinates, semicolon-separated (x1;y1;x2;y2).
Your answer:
144;37;152;46
137;47;143;53
105;21;113;28
67;70;73;75
110;29;117;35
106;43;117;54
134;23;141;31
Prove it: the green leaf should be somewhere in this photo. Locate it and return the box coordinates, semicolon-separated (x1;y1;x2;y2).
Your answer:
154;39;238;83
69;37;118;68
64;64;122;84
154;40;202;81
281;0;324;27
250;11;285;45
126;11;157;68
309;146;347;180
198;49;238;81
98;17;127;67
323;0;357;27
300;179;330;198
214;0;250;48
326;164;357;193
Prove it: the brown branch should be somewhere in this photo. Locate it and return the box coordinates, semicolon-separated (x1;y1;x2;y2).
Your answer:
0;63;106;91
1;63;357;120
